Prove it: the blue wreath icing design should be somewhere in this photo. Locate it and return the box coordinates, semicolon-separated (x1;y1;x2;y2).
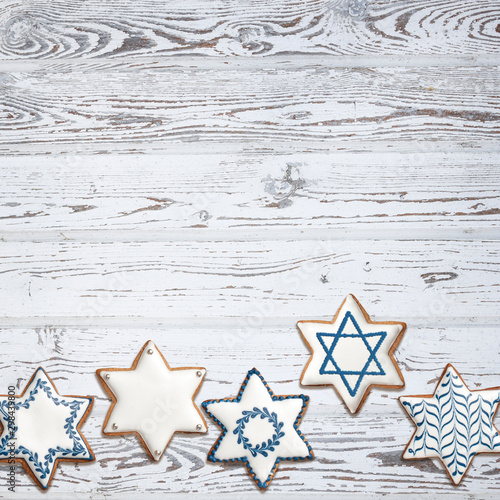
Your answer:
0;368;94;489
202;368;313;488
234;407;285;457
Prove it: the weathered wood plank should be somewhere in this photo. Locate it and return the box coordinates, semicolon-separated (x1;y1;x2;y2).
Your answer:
4;326;499;409
1;0;499;60
1;65;499;154
0;324;499;496
1;152;499;235
0;240;497;322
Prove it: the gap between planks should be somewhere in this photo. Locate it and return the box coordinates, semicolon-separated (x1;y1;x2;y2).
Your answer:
2;54;500;73
3;142;500;157
0;317;497;329
16;495;491;500
1;229;499;243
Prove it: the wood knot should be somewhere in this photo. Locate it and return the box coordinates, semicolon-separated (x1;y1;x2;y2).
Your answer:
262;163;308;208
3;15;33;47
421;272;458;286
347;0;367;18
236;25;272;54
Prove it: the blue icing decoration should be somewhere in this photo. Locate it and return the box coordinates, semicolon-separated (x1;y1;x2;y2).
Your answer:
403;369;500;481
317;311;387;396
233;407;285;458
202;368;313;489
0;369;93;489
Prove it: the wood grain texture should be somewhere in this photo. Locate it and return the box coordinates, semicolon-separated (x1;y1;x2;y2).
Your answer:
0;324;499;497
1;65;499;155
0;240;497;323
0;0;499;60
1;0;499;496
1;152;499;235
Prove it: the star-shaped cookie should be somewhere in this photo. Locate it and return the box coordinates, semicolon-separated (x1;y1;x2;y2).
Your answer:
202;368;313;488
0;368;94;489
97;340;207;461
400;364;500;484
298;294;406;413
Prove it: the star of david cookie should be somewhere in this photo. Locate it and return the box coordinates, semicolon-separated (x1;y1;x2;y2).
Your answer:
297;294;406;413
400;364;500;484
97;340;207;461
202;368;313;489
0;368;94;489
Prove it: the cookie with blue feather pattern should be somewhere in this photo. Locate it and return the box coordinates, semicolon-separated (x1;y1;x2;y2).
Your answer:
400;364;500;484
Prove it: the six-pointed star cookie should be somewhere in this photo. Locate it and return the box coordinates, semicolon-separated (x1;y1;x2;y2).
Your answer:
298;294;406;413
97;340;207;461
0;367;94;489
400;364;500;485
202;368;313;488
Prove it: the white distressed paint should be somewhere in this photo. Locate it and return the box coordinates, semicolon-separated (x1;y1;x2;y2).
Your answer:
0;0;499;496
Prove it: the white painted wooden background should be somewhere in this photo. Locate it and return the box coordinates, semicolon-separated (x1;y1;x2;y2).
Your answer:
0;0;499;497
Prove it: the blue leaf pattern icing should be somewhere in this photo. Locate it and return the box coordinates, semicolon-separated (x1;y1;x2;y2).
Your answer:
0;369;92;488
233;407;285;457
402;367;500;484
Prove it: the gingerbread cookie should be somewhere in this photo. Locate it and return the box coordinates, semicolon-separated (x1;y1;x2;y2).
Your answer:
400;364;500;484
0;367;94;489
202;368;313;488
97;340;207;461
297;294;406;413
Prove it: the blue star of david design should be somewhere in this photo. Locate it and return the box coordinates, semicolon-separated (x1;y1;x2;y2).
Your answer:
316;311;387;397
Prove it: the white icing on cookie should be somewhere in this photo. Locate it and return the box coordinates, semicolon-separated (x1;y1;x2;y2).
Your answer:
298;294;405;413
0;368;93;489
98;340;207;460
203;368;313;488
400;365;500;484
